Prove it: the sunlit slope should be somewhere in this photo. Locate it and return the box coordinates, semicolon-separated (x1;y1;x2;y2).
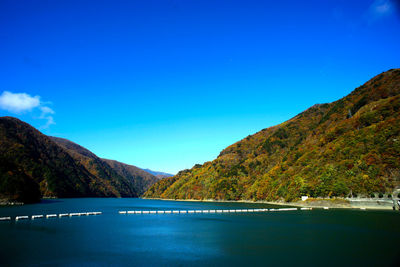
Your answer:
144;69;400;201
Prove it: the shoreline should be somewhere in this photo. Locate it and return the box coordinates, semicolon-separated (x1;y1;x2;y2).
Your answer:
142;197;396;210
1;197;395;210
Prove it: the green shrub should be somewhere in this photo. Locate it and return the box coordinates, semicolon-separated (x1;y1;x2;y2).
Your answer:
378;193;383;198
370;193;375;198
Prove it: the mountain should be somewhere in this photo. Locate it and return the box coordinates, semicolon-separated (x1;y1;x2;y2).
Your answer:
0;117;125;203
0;117;155;203
49;137;149;197
143;169;174;179
51;137;159;196
102;159;160;195
144;69;400;201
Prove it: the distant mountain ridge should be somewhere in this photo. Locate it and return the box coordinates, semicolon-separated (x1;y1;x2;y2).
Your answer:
144;69;400;201
102;159;161;195
50;137;160;196
143;169;174;179
0;117;158;203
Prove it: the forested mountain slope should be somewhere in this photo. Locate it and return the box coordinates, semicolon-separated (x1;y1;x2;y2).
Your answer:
51;137;138;198
102;159;160;195
144;69;400;201
0;118;148;203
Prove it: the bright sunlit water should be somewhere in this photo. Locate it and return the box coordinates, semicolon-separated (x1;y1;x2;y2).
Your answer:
1;198;399;266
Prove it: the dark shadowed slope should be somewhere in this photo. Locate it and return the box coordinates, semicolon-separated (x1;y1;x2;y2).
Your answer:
0;117;137;204
102;160;160;195
144;69;400;201
50;137;138;198
49;137;159;196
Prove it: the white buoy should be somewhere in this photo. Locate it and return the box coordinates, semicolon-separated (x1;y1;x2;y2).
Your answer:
59;213;68;217
46;214;57;218
180;210;187;214
209;210;216;213
216;210;223;213
360;207;366;210
300;207;311;210
172;210;179;214
32;215;43;219
157;210;165;214
119;211;127;214
142;211;149;214
203;210;209;213
323;207;329;210
16;216;29;221
0;217;11;221
278;208;297;211
223;210;229;213
165;210;172;214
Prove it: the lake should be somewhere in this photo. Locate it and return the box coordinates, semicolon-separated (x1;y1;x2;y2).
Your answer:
0;198;399;266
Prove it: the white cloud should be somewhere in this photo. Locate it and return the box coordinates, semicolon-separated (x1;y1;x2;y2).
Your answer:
0;90;56;128
0;91;40;113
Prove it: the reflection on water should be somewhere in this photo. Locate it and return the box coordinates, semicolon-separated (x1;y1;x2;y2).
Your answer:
1;198;400;266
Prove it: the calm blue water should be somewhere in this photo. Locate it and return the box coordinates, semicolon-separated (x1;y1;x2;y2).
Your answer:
0;198;399;266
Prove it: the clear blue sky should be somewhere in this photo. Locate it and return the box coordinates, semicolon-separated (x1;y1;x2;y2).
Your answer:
0;0;399;174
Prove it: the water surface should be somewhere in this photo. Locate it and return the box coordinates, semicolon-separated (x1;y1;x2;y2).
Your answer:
1;198;399;266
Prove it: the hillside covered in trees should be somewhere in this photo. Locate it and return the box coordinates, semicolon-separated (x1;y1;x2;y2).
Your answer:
102;159;161;195
144;69;400;201
0;117;159;203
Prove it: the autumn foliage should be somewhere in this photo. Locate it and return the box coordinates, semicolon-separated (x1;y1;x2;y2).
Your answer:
144;69;400;201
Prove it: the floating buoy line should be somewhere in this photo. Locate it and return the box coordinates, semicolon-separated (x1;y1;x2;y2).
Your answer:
0;206;369;222
0;211;102;222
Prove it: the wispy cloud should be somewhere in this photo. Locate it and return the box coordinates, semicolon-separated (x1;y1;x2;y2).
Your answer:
367;0;397;22
39;106;55;129
0;91;55;128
